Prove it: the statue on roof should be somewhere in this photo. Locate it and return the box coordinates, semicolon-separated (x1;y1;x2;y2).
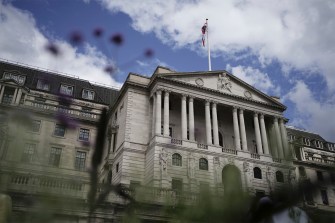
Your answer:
218;73;232;92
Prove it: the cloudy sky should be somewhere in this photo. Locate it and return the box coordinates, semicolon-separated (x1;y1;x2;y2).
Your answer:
0;0;334;141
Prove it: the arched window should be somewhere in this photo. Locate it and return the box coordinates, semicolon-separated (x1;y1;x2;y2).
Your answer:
199;158;208;170
253;167;262;179
276;171;284;182
172;153;182;166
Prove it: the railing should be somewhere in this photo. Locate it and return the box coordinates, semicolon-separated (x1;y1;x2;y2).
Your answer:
10;174;85;193
251;153;260;159
305;156;335;165
222;148;237;155
272;157;282;163
24;99;100;120
171;138;182;145
197;143;208;150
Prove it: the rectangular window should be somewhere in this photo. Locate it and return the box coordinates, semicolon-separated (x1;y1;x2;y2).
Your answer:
54;124;66;137
49;147;62;167
75;151;86;171
36;79;50;91
29;120;41;132
79;128;90;141
303;138;310;146
317;171;324;182
1;86;15;104
3;72;26;85
60;84;74;96
320;189;329;205
82;89;94;100
172;179;183;194
116;163;119;172
22;143;35;163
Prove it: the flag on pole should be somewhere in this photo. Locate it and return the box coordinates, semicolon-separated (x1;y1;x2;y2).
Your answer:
201;22;207;47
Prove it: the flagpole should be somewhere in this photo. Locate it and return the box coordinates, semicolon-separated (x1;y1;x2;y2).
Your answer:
206;18;212;71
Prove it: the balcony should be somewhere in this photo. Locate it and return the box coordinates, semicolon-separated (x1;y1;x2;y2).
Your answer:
22;99;101;120
152;135;283;163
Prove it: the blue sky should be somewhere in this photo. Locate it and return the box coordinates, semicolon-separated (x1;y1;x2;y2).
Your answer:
0;0;334;141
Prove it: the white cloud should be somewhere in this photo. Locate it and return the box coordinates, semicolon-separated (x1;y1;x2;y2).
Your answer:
226;64;280;95
135;58;174;76
283;81;335;141
98;0;335;91
0;2;121;88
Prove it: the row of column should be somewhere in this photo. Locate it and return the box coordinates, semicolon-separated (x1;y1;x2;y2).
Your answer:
152;90;288;159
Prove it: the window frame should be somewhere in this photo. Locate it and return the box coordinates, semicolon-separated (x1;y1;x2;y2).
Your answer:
253;167;262;179
82;89;95;100
53;123;66;137
60;84;74;96
3;72;26;85
29;120;41;133
172;153;182;167
78;128;90;142
36;79;50;91
320;189;329;205
22;143;35;163
275;171;284;183
199;158;208;171
74;150;86;171
49;147;62;167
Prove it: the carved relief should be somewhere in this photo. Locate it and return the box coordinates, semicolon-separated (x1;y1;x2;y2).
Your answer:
266;167;275;193
227;157;235;165
195;78;204;86
188;153;196;179
288;169;297;186
159;149;168;178
218;73;232;92
213;157;221;185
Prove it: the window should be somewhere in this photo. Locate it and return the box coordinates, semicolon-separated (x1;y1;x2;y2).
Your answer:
328;143;335;151
288;134;296;142
3;72;26;85
299;166;306;177
316;171;324;182
320;189;329;205
116;163;119;172
172;153;182;166
1;86;15;104
82;89;94;100
29;120;41;132
75;151;86;171
276;171;284;183
199;158;208;170
303;138;310;146
54;124;66;137
36;79;50;91
49;147;62;166
330;173;335;184
79;128;90;141
60;84;74;96
254;167;262;179
22;143;35;163
172;179;183;193
315;140;323;149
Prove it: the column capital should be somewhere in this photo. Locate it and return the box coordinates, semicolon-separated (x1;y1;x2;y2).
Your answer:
164;91;170;96
232;107;238;112
189;97;194;102
211;102;217;108
273;116;279;122
156;89;162;95
278;117;285;123
259;113;265;119
253;112;259;117
182;94;188;100
239;108;245;114
205;100;210;106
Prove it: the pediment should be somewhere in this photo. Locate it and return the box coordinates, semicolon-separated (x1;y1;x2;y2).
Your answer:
159;71;284;108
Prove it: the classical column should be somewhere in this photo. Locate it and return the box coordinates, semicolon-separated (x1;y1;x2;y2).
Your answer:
152;95;156;137
0;86;5;103
110;133;115;153
11;88;18;105
212;103;219;146
274;117;284;158
239;109;248;151
279;118;289;158
163;91;170;136
188;97;195;141
205;101;212;144
233;107;241;150
15;89;22;104
259;114;270;155
155;90;162;135
181;95;188;140
253;113;263;154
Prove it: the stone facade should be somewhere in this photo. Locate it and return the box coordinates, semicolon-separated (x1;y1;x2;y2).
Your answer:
0;60;334;222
